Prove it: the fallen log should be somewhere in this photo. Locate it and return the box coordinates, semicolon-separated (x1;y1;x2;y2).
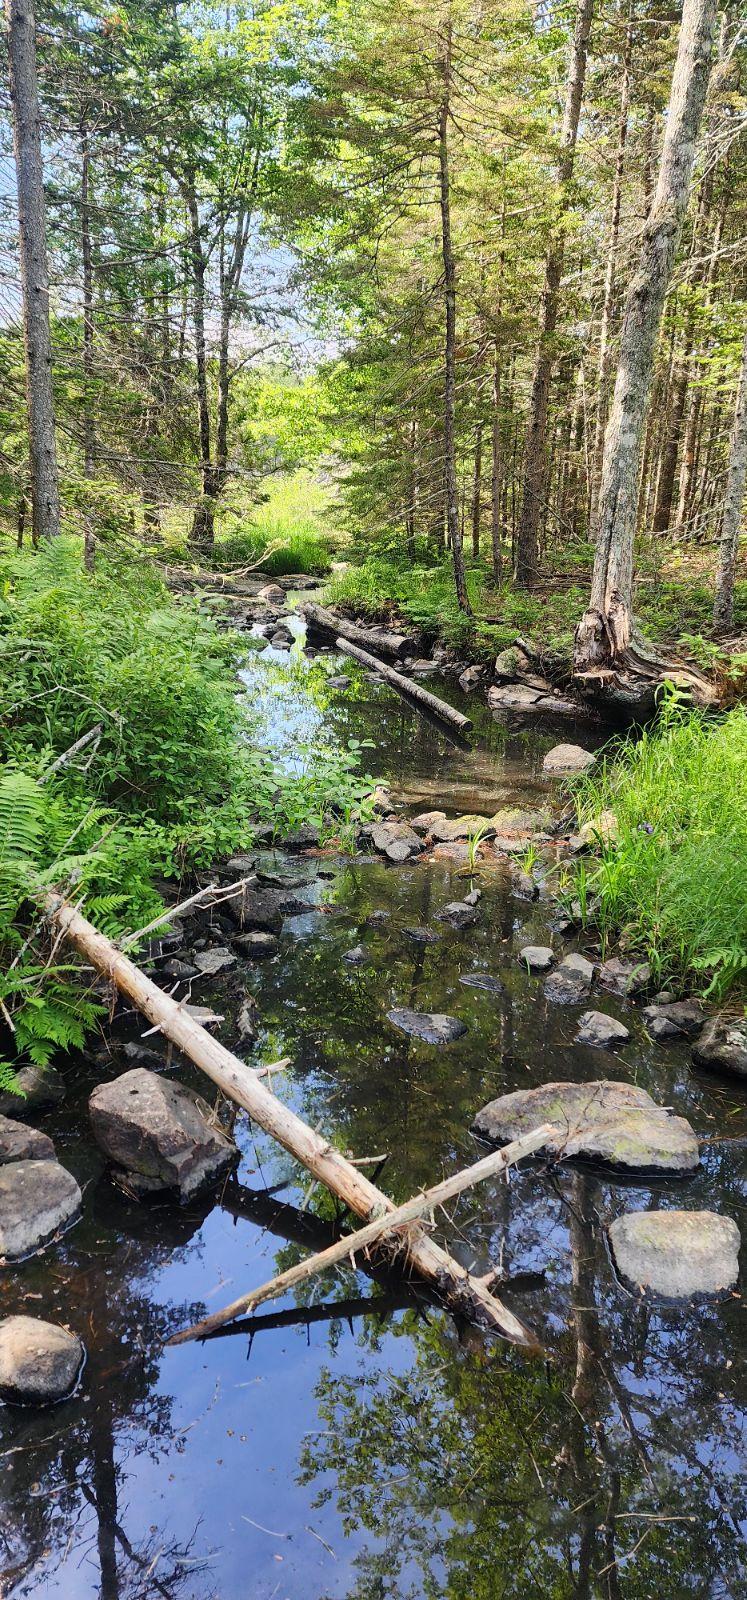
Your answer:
38;888;538;1349
336;639;473;734
167;1128;552;1344
300;601;416;661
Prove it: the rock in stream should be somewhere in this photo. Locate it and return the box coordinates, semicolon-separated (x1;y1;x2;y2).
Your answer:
472;1080;699;1173
609;1210;741;1298
0;1315;84;1405
89;1068;237;1200
387;1010;467;1045
0;1160;82;1260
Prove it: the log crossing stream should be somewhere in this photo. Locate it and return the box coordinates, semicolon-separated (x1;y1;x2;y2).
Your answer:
0;625;745;1600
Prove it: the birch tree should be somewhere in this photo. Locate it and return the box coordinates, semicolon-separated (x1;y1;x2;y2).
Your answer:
713;321;747;632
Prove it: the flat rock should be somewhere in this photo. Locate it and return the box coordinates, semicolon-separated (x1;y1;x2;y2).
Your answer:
0;1161;81;1260
488;683;543;711
574;1010;630;1049
543;743;596;775
193;946;238;976
459;972;504;994
160;957;199;981
370;821;422;862
0;1316;84;1405
597;957;651;997
544;953;595;1004
0;1063;65;1118
472;1080;699;1173
0;1115;55;1165
387;1010;467;1045
490;806;552;837
642;999;704;1040
225;884;284;934
230;930;279;959
436;901;479;929
609;1210;741;1298
89;1069;236;1200
431;815;494;843
410;810;447;835
343;944;369;967
519;945;555;974
257;583;286;606
693;1017;747;1080
509;866;537;900
404;927;441;945
221;852;256;878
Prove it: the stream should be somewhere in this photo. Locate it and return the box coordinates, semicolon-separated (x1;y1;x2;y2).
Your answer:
1;628;745;1599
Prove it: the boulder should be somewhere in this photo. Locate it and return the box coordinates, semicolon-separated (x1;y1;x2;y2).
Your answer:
509;866;538;900
0;1316;84;1405
457;665;484;694
574;1010;630;1049
221;852;256;879
270;631;292;650
225;884;284;934
436;901;479;930
543;743;596;775
577;810;619;849
544;953;595;1004
193;946;238;977
89;1069;237;1200
494;645;532;680
519;945;555;974
489;683;544;712
404;927;441;946
597;957;651;998
327;675;350;690
490;806;552;837
431;815;494;844
161;957;199;981
0;1063;65;1118
410;810;447;835
692;1017;747;1080
387;1010;467;1045
230;931;279;959
472;1080;699;1173
370;821;422;863
609;1210;741;1298
459;972;504;994
0;1115;55;1165
0;1161;81;1260
257;583;286;606
642;999;705;1040
281;823;321;850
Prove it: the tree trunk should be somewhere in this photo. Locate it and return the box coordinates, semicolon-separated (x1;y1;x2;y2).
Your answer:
6;0;61;543
575;0;717;682
713;323;747;632
185;177;214;549
491;347;502;582
80;122;96;572
514;0;594;586
438;23;469;612
471;420;483;558
589;13;633;529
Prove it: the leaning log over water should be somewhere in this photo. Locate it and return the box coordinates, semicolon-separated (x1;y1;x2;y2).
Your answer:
38;888;538;1350
168;1128;552;1344
336;639;473;734
300;601;416;661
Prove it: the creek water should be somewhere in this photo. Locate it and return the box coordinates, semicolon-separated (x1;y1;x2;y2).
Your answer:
1;635;745;1599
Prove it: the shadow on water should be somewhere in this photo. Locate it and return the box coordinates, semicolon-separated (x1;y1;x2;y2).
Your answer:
1;643;745;1599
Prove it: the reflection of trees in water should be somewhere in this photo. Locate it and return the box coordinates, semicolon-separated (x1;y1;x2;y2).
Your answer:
0;1188;217;1600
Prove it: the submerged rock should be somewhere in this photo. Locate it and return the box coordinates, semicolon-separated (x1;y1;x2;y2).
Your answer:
237;995;259;1042
472;1080;698;1173
543;743;596;775
597;957;651;997
0;1161;81;1260
459;973;504;994
89;1069;237;1200
574;1010;630;1049
544;953;595;1004
404;927;441;945
519;945;555;974
370;821;422;862
436;901;479;929
509;866;538;900
327;675;350;690
0;1316;84;1405
230;930;279;959
343;944;369;967
0;1063;65;1118
609;1210;741;1298
387;1010;467;1045
193;946;238;977
692;1017;747;1080
0;1115;55;1165
642;999;704;1040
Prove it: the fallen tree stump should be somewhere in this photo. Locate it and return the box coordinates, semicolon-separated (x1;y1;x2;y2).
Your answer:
300;601;416;661
336;639;473;734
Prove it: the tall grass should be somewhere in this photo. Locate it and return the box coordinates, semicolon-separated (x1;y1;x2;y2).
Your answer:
215;471;335;575
576;696;747;997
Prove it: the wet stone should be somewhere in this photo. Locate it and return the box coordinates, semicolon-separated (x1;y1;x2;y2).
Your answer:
574;1010;630;1049
0;1115;55;1165
459;973;504;994
161;957;199;981
387;1010;467;1045
431;815;494;843
343;945;369;967
225;885;284;934
693;1017;747;1080
597;957;651;997
642;999;704;1040
473;1080;698;1173
519;945;555;974
410;810;447;835
0;1316;84;1405
193;946;238;976
370;822;422;862
543;743;597;775
544;953;595;1003
436;901;479;929
221;853;256;879
609;1210;741;1299
0;1161;82;1260
404;927;441;945
230;931;279;959
0;1063;65;1119
89;1069;237;1201
327;675;350;690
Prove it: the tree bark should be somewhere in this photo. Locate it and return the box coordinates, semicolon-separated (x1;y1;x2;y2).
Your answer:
589;12;633;529
575;0;717;679
713;322;747;632
514;0;594;586
438;22;470;611
6;0;61;543
471;420;483;558
491;345;503;581
184;176;213;549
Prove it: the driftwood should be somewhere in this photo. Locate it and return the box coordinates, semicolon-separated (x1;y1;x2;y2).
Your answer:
39;887;539;1349
335;639;473;733
573;624;718;719
301;601;416;661
168;1128;552;1344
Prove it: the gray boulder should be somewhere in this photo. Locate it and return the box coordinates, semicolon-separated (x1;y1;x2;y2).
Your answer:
257;583;286;606
225;883;284;934
89;1069;237;1200
0;1063;65;1118
519;946;555;974
472;1079;698;1173
597;957;651;997
544;953;596;1004
230;931;279;959
436;901;479;930
609;1210;741;1298
410;810;447;835
370;821;422;862
343;945;369;967
509;866;538;900
642;999;704;1040
0;1316;84;1405
161;957;199;981
574;1010;630;1049
193;946;238;977
387;1010;467;1045
0;1115;55;1165
431;815;494;843
693;1016;747;1080
458;665;484;693
0;1161;81;1260
543;743;596;775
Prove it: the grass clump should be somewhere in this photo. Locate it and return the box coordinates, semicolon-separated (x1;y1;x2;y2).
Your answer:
575;694;747;997
213;472;335;575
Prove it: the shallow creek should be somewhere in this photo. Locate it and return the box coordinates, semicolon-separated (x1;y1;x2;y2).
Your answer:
1;635;745;1599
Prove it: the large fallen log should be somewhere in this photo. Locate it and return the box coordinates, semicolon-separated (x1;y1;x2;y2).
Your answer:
168;1127;552;1344
39;888;538;1350
336;639;473;734
300;601;416;661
